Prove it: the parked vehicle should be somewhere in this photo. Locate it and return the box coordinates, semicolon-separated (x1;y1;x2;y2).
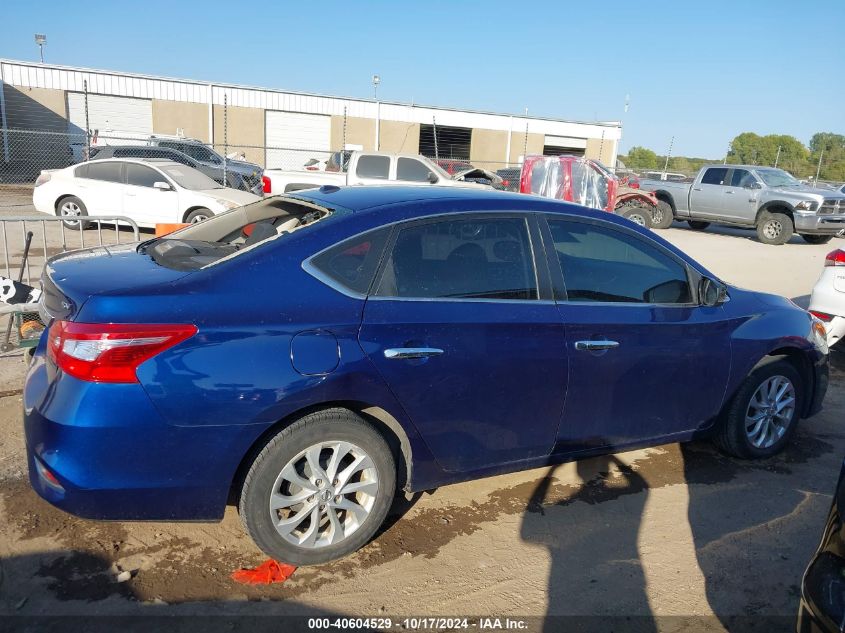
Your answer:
435;159;474;175
33;158;260;229
495;167;522;192
799;459;845;633
89;145;257;194
640;165;845;241
263;151;491;194
809;249;845;347
25;186;829;565
520;155;659;227
84;133;265;196
640;170;691;183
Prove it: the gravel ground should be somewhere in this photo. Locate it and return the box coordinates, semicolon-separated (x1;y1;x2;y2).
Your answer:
0;223;843;631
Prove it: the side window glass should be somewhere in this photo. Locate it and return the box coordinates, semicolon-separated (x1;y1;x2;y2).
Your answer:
75;164;89;178
375;217;538;301
397;158;432;182
547;219;692;304
701;168;728;185
309;228;391;295
730;169;756;188
126;164;164;188
86;162;123;183
356;156;390;179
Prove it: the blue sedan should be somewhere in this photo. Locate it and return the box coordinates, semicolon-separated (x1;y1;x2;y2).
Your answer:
24;186;829;565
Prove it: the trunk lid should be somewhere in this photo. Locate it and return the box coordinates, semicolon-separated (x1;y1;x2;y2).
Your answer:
42;243;190;321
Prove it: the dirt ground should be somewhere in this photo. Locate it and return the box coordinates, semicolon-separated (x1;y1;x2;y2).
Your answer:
0;224;843;631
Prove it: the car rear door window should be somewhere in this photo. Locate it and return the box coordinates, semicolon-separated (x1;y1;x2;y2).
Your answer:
374;217;538;300
396;158;431;182
356;156;390;180
308;228;391;296
547;218;692;304
85;161;123;183
125;163;164;188
701;168;729;185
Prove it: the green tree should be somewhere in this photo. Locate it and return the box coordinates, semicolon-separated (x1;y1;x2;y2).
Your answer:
623;146;659;169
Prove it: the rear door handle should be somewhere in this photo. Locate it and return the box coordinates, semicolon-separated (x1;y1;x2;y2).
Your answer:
692;187;702;191
384;347;444;360
575;340;619;352
725;190;734;195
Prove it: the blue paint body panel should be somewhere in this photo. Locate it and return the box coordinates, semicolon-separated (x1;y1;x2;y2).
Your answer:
23;186;829;521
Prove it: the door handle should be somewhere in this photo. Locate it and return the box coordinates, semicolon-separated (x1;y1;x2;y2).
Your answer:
575;340;619;352
384;347;444;360
725;190;734;195
126;192;136;197
692;187;702;191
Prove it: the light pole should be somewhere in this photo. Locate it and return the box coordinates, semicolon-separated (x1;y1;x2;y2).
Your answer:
34;34;46;63
372;74;380;100
372;75;381;151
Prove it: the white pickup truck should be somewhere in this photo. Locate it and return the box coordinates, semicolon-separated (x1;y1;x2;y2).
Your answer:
263;151;491;194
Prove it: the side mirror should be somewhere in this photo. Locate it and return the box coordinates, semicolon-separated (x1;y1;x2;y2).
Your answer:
153;181;173;191
746;181;762;190
700;277;728;307
427;172;438;184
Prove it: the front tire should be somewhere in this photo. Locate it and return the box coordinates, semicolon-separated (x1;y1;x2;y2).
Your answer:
756;211;793;245
56;196;89;229
239;408;396;565
801;234;833;245
687;221;710;231
713;360;802;459
617;202;653;228
651;200;674;229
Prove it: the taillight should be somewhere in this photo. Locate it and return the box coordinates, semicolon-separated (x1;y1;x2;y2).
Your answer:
34;172;52;187
47;321;197;383
810;310;834;322
262;175;271;194
824;250;845;267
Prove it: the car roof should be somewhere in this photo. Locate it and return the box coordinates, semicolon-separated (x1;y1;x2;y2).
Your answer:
80;157;180;168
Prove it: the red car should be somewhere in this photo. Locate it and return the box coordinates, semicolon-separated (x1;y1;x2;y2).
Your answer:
519;155;658;227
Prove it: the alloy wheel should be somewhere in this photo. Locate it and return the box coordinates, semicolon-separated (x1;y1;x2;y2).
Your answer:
60;201;81;225
744;375;795;449
763;220;783;240
269;441;379;549
190;214;209;223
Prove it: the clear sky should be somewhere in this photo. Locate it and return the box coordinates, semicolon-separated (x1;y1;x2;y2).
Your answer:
2;0;843;158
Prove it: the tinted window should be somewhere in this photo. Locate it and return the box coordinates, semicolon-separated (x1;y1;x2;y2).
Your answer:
701;168;728;185
356;156;390;179
310;228;390;295
397;158;432;182
126;163;164;188
375;217;538;300
160;142;218;164
730;169;757;187
548;219;691;304
85;162;123;183
74;164;89;178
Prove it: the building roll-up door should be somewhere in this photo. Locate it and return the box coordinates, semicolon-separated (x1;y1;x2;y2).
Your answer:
543;135;587;157
265;111;331;170
67;93;153;140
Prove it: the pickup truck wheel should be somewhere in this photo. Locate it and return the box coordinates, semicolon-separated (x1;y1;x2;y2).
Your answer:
651;200;674;229
756;211;793;245
801;234;833;245
712;360;802;459
687;221;710;231
617;203;653;228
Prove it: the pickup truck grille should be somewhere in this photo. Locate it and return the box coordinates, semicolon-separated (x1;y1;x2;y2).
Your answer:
819;199;845;215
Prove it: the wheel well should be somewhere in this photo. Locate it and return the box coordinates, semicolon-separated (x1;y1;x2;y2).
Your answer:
756;204;793;225
654;191;676;212
755;348;813;416
54;194;74;211
227;402;413;506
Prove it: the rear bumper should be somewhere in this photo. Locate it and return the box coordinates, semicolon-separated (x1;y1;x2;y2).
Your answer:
794;213;845;235
23;349;259;521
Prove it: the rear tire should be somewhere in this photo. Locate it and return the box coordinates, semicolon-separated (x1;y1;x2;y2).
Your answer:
617;203;653;228
651;200;674;229
239;408;396;565
56;196;89;229
687;221;710;231
184;208;212;224
801;234;833;245
713;360;802;459
756;211;793;245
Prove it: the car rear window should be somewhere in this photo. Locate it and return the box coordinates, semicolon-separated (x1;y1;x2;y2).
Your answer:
142;197;333;271
85;161;123;183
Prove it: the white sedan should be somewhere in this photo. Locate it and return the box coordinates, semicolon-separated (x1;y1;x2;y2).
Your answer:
809;248;845;347
33;158;261;229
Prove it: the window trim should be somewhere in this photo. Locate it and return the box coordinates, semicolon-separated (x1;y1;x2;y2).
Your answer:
540;214;701;307
369;212;545;304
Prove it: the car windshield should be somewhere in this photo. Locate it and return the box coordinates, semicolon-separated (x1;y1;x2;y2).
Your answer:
141;196;333;271
756;168;800;187
159;164;223;190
